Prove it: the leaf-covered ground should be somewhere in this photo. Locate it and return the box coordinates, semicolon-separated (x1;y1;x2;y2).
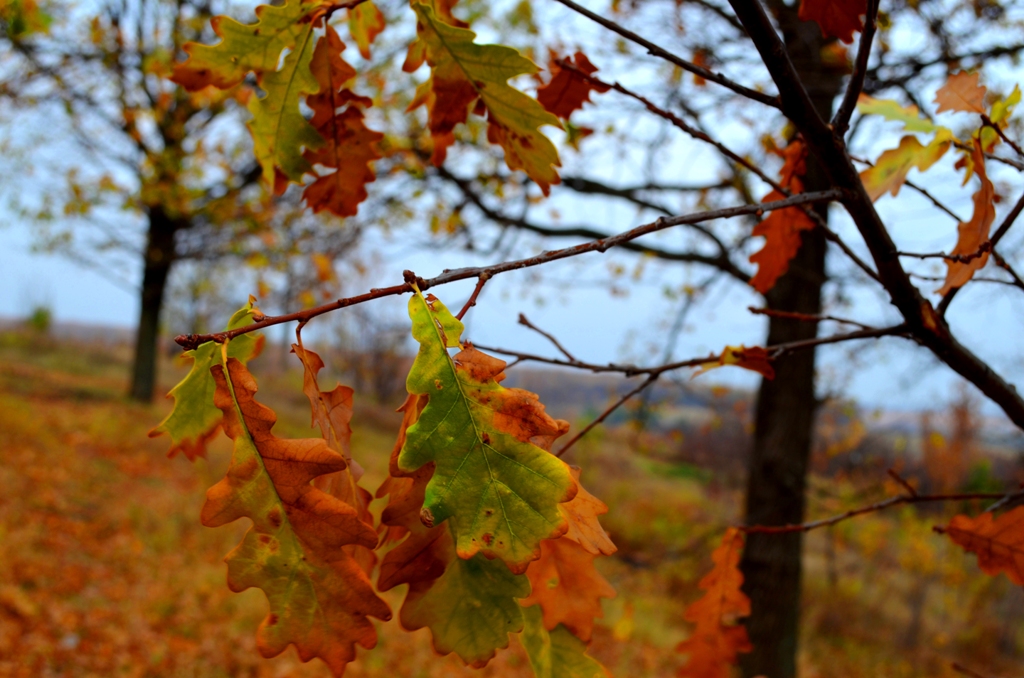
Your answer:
0;329;1020;677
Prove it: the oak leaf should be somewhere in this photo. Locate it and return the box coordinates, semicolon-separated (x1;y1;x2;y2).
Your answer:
676;528;752;678
149;297;264;460
377;394;530;668
406;3;563;194
537;51;609;120
522;537;616;643
521;605;611;678
798;0;866;44
348;0;386;59
935;71;987;114
694;346;775;380
937;140;995;295
292;341;376;575
397;289;577;573
171;0;324;185
748;140;816;294
856;94;938;134
301;26;383;217
205;357;391;677
981;84;1021;150
560;466;617;556
860;130;953;201
939;506;1024;585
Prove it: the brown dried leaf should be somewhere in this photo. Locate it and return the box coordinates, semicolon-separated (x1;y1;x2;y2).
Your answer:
537;51;610;120
938;140;995;295
935;71;987;114
940;506;1024;586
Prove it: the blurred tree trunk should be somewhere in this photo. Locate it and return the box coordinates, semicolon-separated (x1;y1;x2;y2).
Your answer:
739;6;841;677
129;207;181;402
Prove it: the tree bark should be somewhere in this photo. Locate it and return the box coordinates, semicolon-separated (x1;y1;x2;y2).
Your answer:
129;207;180;402
739;7;841;678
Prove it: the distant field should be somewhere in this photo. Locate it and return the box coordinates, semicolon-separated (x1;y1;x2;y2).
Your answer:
0;329;1019;677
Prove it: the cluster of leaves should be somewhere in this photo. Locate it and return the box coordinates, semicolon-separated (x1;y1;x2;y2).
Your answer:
151;0;1024;674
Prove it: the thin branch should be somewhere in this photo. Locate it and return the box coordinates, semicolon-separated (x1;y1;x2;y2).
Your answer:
982;114;1024;158
555;375;659;457
517;313;577;361
175;191;842;349
887;468;918;496
456;273;490;320
747;306;873;330
549;0;781;109
851;155;964;221
742;491;1005;534
984;487;1024;513
991;250;1024;292
555;60;881;283
897;243;991;264
833;0;879;136
951;663;997;678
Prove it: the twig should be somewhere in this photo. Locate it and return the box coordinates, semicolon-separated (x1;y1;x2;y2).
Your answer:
850;154;963;222
456;273;490;320
887;468;918;496
982;114;1024;158
747;306;873;330
175;190;841;349
991;251;1024;292
984;486;1024;513
951;663;997;678
549;0;781;109
518;313;577;361
741;491;1005;534
555;374;659;457
832;0;879;136
555;59;881;283
766;325;908;358
897;242;992;264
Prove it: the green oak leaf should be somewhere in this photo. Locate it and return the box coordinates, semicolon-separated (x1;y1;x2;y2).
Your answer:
520;605;610;678
856;94;938;134
401;546;530;668
397;290;575;572
149;297;263;460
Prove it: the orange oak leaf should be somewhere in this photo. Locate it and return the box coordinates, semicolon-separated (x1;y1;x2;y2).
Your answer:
676;528;752;678
939;506;1024;585
798;0;866;44
302;26;383;218
292;341;377;575
348;0;385;60
522;537;616;643
937;140;995;295
695;346;775;380
205;358;391;677
559;466;617;556
537;51;610;120
748;140;816;294
935;71;987;114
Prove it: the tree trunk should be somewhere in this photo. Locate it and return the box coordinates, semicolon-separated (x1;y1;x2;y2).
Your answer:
129;207;179;402
739;8;841;678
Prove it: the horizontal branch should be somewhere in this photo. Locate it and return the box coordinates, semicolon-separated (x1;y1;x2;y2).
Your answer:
175;190;842;349
741;490;1006;534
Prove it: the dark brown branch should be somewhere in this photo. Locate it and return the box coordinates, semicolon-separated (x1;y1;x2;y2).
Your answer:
555;375;659;457
728;0;1024;433
742;491;1005;534
951;663;997;678
982;114;1024;158
456;273;490;320
897;242;992;264
550;0;781;109
175;191;841;349
832;0;879;136
766;325;908;357
991;251;1024;292
517;313;577;361
851;154;964;222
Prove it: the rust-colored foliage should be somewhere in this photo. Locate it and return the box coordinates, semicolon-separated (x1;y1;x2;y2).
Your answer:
695;346;776;380
537;51;610;120
798;0;866;44
940;506;1024;586
938;140;995;295
302;26;384;218
205;358;391;676
293;340;377;575
935;71;987;114
560;467;617;557
676;528;752;678
522;538;616;643
748;139;816;294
